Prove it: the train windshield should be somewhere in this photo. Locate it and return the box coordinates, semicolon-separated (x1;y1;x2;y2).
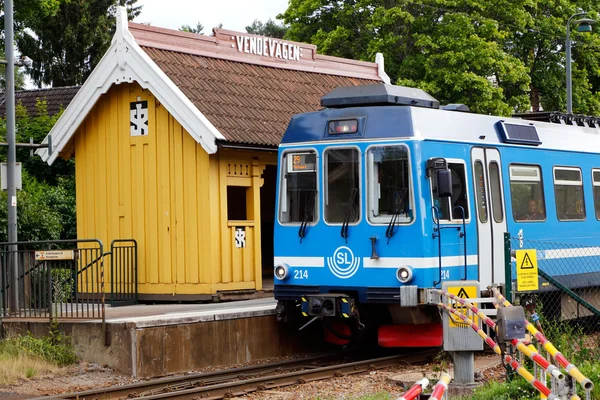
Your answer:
325;148;360;223
279;152;317;223
367;145;412;223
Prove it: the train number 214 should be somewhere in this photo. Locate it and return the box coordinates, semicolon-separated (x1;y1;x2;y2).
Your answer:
294;270;309;279
441;269;450;280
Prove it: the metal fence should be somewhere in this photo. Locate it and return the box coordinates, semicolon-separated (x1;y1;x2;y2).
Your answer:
109;239;138;307
509;236;600;334
0;238;138;322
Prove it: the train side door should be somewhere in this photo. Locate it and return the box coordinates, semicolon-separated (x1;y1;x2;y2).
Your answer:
471;148;507;288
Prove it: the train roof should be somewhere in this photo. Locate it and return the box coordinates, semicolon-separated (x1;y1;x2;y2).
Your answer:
282;85;600;154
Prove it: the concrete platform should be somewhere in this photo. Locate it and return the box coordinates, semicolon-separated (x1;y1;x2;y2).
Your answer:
2;298;323;378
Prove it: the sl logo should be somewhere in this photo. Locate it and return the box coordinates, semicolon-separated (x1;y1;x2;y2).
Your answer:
327;246;360;279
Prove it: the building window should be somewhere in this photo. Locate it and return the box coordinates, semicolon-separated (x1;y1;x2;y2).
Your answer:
227;186;248;220
593;169;600;220
325;148;360;224
279;151;317;224
554;167;585;221
432;162;469;221
509;165;545;222
489;162;504;223
473;160;488;223
366;145;412;224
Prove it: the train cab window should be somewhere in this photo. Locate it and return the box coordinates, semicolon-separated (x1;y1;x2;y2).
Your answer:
509;165;546;222
367;145;412;224
279;151;318;224
431;162;469;221
593;169;600;220
554;167;585;221
325;148;360;224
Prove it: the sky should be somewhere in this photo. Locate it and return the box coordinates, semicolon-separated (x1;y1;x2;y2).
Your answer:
134;0;290;33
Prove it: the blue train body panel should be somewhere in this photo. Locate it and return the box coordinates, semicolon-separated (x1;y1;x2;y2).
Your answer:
274;96;600;305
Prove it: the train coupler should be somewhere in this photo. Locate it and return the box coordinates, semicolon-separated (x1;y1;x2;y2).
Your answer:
300;294;357;318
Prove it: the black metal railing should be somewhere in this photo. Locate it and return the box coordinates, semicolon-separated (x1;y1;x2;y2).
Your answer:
109;239;138;307
0;238;138;321
0;239;104;322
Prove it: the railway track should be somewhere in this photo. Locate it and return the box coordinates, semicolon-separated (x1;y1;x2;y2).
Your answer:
39;350;436;400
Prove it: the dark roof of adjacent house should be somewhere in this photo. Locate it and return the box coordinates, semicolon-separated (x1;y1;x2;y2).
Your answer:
129;24;384;147
0;86;80;118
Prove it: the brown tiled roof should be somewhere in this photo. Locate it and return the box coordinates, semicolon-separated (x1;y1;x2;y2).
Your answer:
0;86;80;118
143;47;380;146
131;24;382;147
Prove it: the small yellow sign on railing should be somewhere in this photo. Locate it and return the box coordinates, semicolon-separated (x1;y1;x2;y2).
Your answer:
516;249;538;291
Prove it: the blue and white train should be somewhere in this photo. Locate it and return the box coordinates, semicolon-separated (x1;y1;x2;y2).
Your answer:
273;84;600;347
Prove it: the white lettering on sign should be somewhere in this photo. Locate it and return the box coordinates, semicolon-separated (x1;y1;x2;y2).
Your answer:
235;36;302;61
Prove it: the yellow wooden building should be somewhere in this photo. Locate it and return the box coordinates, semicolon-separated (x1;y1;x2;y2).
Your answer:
37;8;387;300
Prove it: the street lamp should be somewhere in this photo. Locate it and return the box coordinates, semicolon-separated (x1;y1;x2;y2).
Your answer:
566;12;596;114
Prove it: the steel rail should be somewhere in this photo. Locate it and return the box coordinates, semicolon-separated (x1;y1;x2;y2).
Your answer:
40;351;434;400
37;353;339;400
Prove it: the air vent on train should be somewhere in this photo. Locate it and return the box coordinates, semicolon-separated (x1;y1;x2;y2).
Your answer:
321;84;439;109
442;104;471;112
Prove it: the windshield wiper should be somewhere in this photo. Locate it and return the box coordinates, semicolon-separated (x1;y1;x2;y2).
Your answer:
385;210;401;244
385;188;408;244
298;190;317;243
340;188;359;243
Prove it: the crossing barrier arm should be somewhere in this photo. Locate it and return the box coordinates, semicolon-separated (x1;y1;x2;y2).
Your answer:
438;302;558;399
492;288;594;392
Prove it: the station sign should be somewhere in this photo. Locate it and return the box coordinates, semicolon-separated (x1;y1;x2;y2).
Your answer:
234;35;302;61
35;250;76;261
516;249;538;291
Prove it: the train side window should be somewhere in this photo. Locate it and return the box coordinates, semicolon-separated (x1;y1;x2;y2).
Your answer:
432;162;469;221
489;162;504;223
509;165;545;222
554;167;585;221
279;151;318;224
367;145;412;224
324;148;360;224
473;161;488;223
593;169;600;220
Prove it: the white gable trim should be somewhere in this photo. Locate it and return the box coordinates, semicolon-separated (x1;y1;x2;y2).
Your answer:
37;7;224;165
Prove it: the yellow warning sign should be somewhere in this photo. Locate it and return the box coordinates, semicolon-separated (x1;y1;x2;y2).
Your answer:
516;249;538;291
448;285;477;328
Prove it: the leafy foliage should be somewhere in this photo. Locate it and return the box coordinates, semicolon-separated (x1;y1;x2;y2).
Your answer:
180;22;204;34
280;0;600;115
246;19;288;39
15;0;142;87
0;101;76;242
0;331;77;367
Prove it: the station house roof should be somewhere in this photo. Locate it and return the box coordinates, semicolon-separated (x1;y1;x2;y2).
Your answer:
37;7;387;164
0;86;80;118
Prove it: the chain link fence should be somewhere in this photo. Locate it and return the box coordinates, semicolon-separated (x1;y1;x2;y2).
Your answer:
509;236;600;334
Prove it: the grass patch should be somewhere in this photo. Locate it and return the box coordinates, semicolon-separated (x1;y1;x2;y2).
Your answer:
0;330;77;385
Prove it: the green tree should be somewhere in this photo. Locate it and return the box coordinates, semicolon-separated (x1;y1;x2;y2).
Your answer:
503;1;600;114
0;101;76;241
180;22;204;34
246;19;288;38
280;0;531;115
15;0;142;87
280;0;600;116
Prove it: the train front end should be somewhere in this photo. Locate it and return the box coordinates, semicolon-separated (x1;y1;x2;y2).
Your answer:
273;85;450;347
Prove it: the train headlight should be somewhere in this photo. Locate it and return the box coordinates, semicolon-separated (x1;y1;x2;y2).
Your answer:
274;264;289;280
397;266;413;283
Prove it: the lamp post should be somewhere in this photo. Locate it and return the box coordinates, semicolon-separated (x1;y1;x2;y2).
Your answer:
4;0;18;313
566;12;596;114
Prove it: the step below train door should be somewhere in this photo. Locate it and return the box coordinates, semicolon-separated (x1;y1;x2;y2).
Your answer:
471;147;507;289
